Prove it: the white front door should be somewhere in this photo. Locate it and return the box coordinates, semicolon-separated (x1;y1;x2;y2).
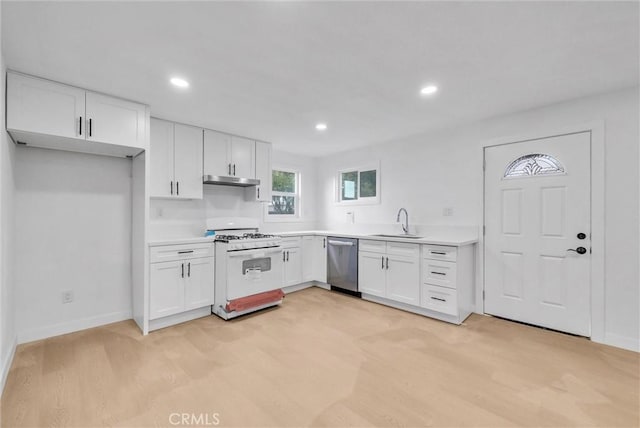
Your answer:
484;132;591;336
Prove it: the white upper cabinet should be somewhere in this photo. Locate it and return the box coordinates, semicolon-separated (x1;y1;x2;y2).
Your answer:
230;136;255;178
203;129;232;177
7;72;86;139
6;72;149;157
173;123;204;199
149;118;175;198
150;118;203;199
203;130;255;178
85;91;147;149
251;141;272;202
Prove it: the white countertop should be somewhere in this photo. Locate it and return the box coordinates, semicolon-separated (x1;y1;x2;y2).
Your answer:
277;230;477;246
148;230;478;247
148;236;216;247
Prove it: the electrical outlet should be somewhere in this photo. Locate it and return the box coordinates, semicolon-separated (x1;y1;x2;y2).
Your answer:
346;211;355;224
443;207;454;217
62;290;74;304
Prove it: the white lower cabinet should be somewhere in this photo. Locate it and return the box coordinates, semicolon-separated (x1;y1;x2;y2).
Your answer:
418;244;475;323
313;236;328;283
386;254;420;305
282;237;303;287
302;235;328;283
184;257;215;311
358;251;386;296
421;284;458;316
150;260;185;319
149;243;214;321
358;240;420;305
302;236;315;283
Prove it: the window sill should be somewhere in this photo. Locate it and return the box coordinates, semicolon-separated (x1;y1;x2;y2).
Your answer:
335;198;380;206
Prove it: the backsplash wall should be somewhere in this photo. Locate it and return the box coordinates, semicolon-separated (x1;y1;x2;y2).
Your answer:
149;150;318;239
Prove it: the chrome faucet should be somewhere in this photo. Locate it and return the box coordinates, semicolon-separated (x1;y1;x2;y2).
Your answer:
396;208;409;234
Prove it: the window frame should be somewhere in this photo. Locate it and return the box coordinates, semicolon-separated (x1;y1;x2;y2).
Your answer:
335;162;381;206
264;167;302;222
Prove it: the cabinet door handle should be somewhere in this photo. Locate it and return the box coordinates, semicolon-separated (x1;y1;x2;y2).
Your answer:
79;116;82;136
181;263;184;278
381;256;384;269
385;257;389;270
233;164;236;176
431;297;446;302
431;251;446;256
431;271;446;276
188;262;191;277
283;251;286;262
177;250;194;254
257;188;260;199
89;118;92;137
170;181;174;195
323;238;326;248
286;250;289;262
176;181;179;195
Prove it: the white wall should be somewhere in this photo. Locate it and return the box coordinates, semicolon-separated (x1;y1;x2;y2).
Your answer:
149;149;318;239
317;87;640;351
0;0;18;391
14;148;133;343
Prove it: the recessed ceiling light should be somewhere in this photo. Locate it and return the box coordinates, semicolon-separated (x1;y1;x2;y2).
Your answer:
170;77;189;88
420;85;438;95
315;123;327;131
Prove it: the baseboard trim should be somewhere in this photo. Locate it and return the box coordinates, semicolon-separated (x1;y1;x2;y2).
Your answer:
602;332;640;352
1;335;17;397
283;282;314;294
17;311;132;344
148;307;211;332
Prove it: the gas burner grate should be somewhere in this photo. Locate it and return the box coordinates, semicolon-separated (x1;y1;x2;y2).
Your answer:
242;233;276;239
214;235;242;241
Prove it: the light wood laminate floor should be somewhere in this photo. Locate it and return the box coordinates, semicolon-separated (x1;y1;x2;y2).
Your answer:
2;287;638;427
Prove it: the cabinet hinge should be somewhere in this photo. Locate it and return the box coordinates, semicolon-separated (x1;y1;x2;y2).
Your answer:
483;225;486;236
482;290;485;300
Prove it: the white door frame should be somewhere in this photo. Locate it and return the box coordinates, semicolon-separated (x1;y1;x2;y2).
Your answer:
478;121;605;344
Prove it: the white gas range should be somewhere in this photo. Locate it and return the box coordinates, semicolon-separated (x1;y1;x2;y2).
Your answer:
208;218;285;320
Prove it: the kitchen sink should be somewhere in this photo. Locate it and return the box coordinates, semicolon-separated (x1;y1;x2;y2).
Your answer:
370;234;423;239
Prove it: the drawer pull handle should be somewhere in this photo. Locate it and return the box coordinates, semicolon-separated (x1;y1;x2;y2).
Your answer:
431;271;446;276
178;250;194;254
431;297;446;302
431;251;446;255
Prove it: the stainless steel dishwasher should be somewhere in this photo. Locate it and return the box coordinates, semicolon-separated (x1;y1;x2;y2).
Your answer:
327;237;359;296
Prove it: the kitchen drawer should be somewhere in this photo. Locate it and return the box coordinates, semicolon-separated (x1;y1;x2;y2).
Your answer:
387;242;419;258
150;243;214;263
422;244;457;262
421;284;458;316
280;236;302;248
423;259;457;289
359;239;386;253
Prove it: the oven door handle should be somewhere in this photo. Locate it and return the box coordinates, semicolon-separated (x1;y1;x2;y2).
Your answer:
227;247;282;258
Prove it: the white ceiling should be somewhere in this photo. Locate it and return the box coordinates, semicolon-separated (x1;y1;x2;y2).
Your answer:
2;1;638;156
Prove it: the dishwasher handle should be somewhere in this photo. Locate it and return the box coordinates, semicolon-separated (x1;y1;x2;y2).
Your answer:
328;240;354;247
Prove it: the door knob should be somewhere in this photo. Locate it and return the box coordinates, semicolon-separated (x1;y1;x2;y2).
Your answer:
567;247;587;255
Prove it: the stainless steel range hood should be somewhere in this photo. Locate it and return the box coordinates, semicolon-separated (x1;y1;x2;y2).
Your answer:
203;175;260;187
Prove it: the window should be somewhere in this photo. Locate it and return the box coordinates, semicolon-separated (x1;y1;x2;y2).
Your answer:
268;169;299;217
503;153;565;179
337;164;380;204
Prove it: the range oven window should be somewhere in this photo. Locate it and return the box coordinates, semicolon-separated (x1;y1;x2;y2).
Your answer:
242;257;272;274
